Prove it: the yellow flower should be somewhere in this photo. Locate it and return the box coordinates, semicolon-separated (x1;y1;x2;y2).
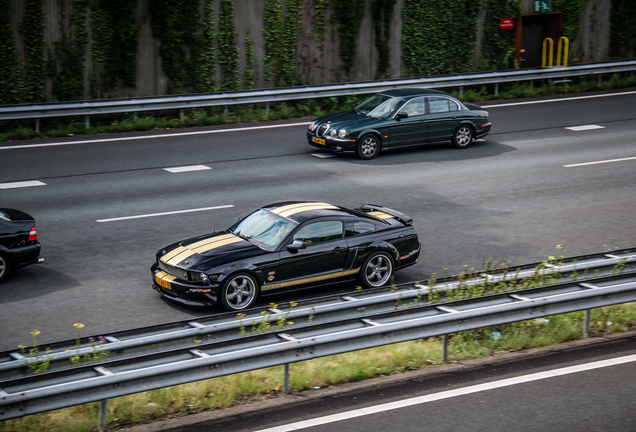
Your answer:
18;344;26;349
73;323;85;329
289;301;298;308
31;330;41;336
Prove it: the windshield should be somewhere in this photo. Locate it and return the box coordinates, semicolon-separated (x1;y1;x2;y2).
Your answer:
355;94;403;118
230;209;297;249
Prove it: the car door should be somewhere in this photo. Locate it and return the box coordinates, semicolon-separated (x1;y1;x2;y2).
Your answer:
267;220;348;291
385;97;427;147
425;97;462;143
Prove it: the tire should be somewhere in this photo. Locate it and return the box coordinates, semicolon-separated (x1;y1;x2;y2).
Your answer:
360;251;394;288
452;124;474;149
219;272;259;311
356;134;381;160
0;252;11;284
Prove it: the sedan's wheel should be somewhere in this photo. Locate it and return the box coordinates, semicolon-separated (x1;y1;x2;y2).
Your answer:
220;273;259;311
452;125;474;149
356;134;381;160
0;252;10;283
360;251;394;288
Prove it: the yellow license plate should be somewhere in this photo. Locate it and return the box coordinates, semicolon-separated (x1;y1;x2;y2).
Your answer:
156;274;171;290
312;137;325;145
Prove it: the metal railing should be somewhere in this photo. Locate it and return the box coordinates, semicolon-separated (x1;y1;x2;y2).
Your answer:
1;60;636;129
1;248;635;422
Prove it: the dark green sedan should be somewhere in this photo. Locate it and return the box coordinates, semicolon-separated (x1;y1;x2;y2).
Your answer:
306;88;491;159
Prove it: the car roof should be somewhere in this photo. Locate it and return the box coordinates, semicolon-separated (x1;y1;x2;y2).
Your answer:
379;88;450;100
262;201;362;224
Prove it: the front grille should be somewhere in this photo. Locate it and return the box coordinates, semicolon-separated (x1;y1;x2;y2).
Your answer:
158;260;188;280
317;123;329;137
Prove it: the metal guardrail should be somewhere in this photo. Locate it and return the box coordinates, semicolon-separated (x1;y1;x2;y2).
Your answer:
0;249;635;420
1;61;636;125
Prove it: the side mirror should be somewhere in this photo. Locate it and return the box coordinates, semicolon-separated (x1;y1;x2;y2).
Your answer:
396;112;408;119
286;240;307;252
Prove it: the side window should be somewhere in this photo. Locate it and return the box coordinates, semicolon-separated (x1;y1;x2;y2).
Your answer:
346;221;376;237
293;221;343;245
428;97;451;114
401;98;426;117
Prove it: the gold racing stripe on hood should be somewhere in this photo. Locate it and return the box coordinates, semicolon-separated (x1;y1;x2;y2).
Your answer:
160;234;243;266
273;202;338;218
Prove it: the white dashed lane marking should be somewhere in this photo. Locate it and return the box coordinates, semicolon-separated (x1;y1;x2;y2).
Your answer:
0;180;47;189
163;165;212;173
565;125;605;131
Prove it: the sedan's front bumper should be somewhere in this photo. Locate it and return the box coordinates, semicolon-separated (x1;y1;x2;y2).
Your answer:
306;132;357;153
151;264;220;307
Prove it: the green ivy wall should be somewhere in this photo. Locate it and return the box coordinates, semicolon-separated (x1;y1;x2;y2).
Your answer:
1;0;634;105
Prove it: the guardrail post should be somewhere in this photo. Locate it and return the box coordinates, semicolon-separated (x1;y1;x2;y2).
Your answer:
85;115;90;129
99;400;107;432
35;118;40;132
442;334;449;363
583;309;591;338
495;83;499;95
180;109;184;123
284;363;290;394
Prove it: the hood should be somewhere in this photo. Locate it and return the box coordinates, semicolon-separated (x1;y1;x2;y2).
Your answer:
315;109;378;128
158;232;267;272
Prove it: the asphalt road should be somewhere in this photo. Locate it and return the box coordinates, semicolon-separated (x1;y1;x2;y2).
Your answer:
1;90;635;351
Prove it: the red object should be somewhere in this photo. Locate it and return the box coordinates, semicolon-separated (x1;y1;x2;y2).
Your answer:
500;18;514;30
29;226;37;241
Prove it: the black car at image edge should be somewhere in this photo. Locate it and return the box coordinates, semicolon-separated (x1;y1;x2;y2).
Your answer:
307;88;491;159
151;201;420;311
0;208;42;283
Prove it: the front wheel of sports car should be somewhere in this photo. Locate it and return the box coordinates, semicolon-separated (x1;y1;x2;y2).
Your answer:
220;273;259;311
452;125;474;149
360;251;394;288
356;134;381;160
0;252;10;283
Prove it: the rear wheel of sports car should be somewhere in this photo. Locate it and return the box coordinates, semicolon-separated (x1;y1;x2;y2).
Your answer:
0;252;10;283
220;273;259;311
360;251;394;288
452;125;474;149
356;134;381;160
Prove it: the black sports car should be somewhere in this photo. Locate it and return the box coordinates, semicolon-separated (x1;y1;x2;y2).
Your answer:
0;208;42;283
307;88;491;159
152;202;420;311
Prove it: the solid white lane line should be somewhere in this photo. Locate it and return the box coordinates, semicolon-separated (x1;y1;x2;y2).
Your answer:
565;125;605;131
96;205;234;223
254;353;636;432
312;153;336;158
164;165;211;173
0;123;310;151
482;90;636;108
0;180;47;189
564;156;636;167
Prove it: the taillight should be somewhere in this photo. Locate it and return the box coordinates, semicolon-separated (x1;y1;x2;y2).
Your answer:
29;226;37;241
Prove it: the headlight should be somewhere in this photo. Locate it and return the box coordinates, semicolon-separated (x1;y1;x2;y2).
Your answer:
190;272;218;284
330;129;337;137
338;129;347;138
309;121;318;131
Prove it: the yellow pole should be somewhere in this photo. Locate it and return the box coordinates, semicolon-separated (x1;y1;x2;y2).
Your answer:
542;37;554;68
557;37;569;66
